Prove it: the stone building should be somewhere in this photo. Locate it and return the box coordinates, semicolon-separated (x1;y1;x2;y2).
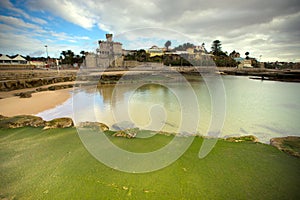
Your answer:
84;34;123;68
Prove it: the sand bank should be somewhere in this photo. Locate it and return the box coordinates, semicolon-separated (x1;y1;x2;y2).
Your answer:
0;89;71;117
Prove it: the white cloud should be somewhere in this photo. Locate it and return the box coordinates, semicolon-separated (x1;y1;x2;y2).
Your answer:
0;15;92;57
24;0;300;61
27;0;98;29
1;0;299;61
0;15;41;30
0;0;47;25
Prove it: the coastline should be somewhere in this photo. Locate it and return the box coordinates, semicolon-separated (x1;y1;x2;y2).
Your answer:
0;88;71;116
0;114;299;158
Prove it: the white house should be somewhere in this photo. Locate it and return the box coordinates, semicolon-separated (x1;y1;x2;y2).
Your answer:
0;55;12;64
0;54;27;64
11;55;27;64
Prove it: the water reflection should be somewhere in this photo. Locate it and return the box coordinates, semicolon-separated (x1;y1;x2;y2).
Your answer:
37;76;300;143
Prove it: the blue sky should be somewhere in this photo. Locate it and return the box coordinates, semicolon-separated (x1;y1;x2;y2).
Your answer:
0;0;299;62
0;0;106;58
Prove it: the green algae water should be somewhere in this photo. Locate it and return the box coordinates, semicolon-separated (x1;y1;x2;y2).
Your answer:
38;75;300;143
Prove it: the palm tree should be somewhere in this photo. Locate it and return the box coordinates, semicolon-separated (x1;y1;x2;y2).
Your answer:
80;50;86;57
245;52;250;59
164;40;171;51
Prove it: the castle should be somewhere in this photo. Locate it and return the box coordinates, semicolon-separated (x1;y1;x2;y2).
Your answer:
84;34;123;68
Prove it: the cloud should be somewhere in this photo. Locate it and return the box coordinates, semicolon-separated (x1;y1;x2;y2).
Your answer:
49;31;91;42
29;50;45;57
0;15;92;57
23;0;300;61
0;0;47;25
0;0;299;61
27;0;98;29
0;15;41;30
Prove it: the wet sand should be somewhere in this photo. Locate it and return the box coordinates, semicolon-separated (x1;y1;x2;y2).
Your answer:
0;89;71;117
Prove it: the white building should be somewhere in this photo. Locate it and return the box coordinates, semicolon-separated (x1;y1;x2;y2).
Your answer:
85;34;123;68
0;54;27;64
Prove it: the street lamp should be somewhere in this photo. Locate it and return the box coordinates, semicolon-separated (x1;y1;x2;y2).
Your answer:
44;45;48;67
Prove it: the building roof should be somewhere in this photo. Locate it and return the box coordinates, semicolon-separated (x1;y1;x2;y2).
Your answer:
0;55;12;60
233;57;245;62
11;55;26;61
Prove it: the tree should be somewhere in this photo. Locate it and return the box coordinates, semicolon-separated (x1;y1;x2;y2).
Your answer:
173;42;195;51
211;40;222;56
164;40;171;51
25;55;31;61
245;52;250;59
80;50;86;57
136;49;149;62
60;50;75;65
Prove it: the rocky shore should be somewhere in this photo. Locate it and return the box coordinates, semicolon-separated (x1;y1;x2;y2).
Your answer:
0;115;73;129
1;115;299;158
218;68;300;82
2;68;299;94
0;74;76;92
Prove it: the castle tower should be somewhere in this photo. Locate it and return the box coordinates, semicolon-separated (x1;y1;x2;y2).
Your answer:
106;34;113;42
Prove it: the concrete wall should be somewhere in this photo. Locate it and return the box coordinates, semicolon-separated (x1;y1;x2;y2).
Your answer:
85;53;97;68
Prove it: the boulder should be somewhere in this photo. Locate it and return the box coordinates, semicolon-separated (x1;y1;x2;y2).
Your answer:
77;121;109;132
0;115;45;128
48;84;73;91
0;82;6;91
0;115;8;120
270;136;300;158
36;87;49;92
19;91;33;98
112;128;139;138
43;117;74;129
31;79;43;87
225;135;258;143
112;121;135;130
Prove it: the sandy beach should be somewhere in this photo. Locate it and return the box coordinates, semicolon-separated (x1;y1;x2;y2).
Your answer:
0;89;71;117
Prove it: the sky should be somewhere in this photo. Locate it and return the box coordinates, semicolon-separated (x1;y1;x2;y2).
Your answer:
0;0;299;62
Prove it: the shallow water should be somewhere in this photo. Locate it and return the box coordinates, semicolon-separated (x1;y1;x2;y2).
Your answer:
37;75;300;143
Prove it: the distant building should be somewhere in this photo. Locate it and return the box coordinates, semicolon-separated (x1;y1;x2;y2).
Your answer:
147;45;164;57
186;48;194;54
84;34;123;68
230;51;241;58
0;55;12;64
29;61;46;68
122;49;136;56
233;57;254;68
0;54;27;64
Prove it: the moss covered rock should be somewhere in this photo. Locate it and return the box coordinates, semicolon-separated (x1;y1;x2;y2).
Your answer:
0;115;45;128
112;121;135;130
43;117;74;130
270;136;300;158
225;135;258;143
112;128;139;138
77;121;109;132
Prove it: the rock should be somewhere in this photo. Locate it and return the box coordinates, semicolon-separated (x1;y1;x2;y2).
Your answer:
112;121;135;130
19;91;33;98
48;84;73;91
77;121;109;132
112;128;139;138
0;115;45;128
270;136;300;158
31;79;43;87
43;117;74;129
36;87;48;92
0;82;6;91
225;135;258;143
0;115;8;120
